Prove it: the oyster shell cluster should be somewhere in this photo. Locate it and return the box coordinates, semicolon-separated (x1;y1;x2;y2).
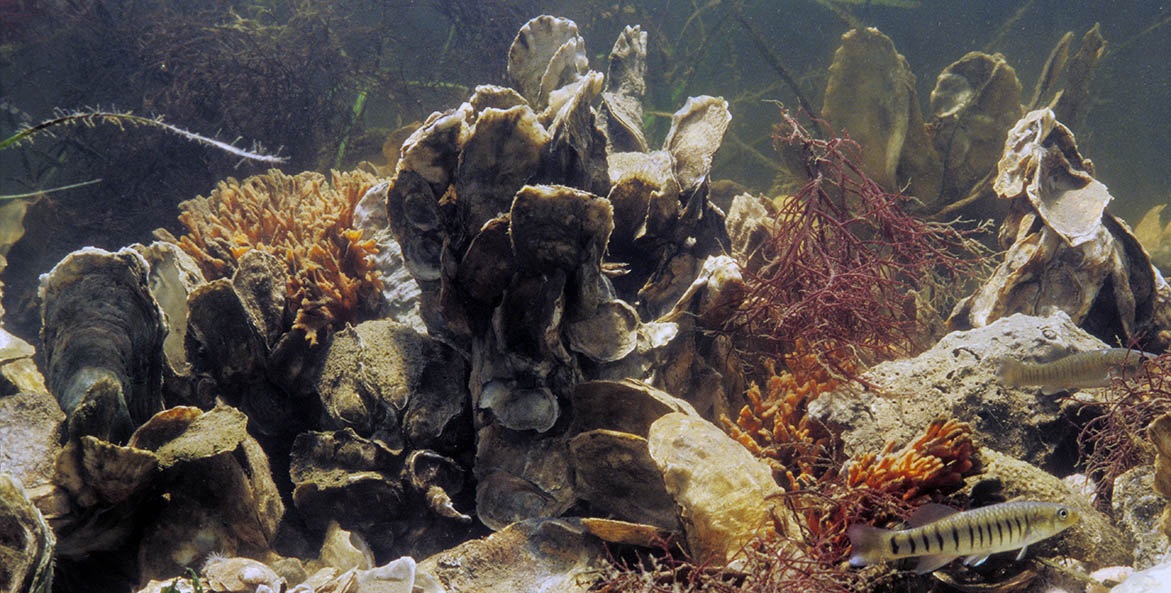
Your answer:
380;15;753;532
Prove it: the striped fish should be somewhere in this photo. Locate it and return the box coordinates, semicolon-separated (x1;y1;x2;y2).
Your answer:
999;348;1157;395
848;501;1078;574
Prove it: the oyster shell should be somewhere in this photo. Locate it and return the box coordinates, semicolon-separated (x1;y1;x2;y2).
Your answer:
507;16;588;111
568;429;678;530
0;473;54;593
39;247;166;442
663;96;731;194
822;27;915;192
929;51;1023;197
647;412;787;562
566;299;640;363
599;25;649;153
454;105;550;235
994;108;1109;247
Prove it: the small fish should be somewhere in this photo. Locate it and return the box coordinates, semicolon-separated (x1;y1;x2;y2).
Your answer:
848;501;1078;574
998;348;1157;395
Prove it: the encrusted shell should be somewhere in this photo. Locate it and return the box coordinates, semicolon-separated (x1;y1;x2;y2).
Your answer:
39;246;166;442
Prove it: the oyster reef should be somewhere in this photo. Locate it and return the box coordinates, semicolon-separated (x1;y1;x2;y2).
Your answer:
2;4;1171;593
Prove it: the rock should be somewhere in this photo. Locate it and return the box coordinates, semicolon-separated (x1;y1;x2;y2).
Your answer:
0;473;54;593
812;311;1113;475
647;412;786;561
39;246;167;442
971;447;1131;569
1113;466;1171;569
0;391;64;489
1110;558;1171;593
418;518;605;593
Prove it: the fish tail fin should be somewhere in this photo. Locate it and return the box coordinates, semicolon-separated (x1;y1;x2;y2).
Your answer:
847;524;890;568
998;358;1025;386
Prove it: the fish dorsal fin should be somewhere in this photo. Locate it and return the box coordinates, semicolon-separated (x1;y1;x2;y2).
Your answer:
907;503;959;528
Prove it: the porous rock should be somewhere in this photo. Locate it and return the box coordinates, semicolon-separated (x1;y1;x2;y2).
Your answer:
1112;466;1171;569
811;311;1108;475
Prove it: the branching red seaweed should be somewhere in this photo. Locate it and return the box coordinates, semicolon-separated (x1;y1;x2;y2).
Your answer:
1077;353;1171;505
735;107;986;370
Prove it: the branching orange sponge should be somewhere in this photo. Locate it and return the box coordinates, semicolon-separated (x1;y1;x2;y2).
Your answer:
173;168;382;344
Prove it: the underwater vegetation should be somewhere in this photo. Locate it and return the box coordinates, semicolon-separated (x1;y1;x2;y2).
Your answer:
166;168;382;344
1077;353;1171;504
733;108;986;368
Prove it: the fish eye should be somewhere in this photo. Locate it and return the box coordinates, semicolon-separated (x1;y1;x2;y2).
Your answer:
1057;508;1069;519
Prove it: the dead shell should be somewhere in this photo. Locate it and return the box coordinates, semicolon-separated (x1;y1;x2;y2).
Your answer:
566;299;640;362
202;556;284;593
39;246;166;442
994;108;1109;247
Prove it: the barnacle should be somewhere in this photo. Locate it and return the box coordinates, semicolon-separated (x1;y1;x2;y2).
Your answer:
172;168;382;344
